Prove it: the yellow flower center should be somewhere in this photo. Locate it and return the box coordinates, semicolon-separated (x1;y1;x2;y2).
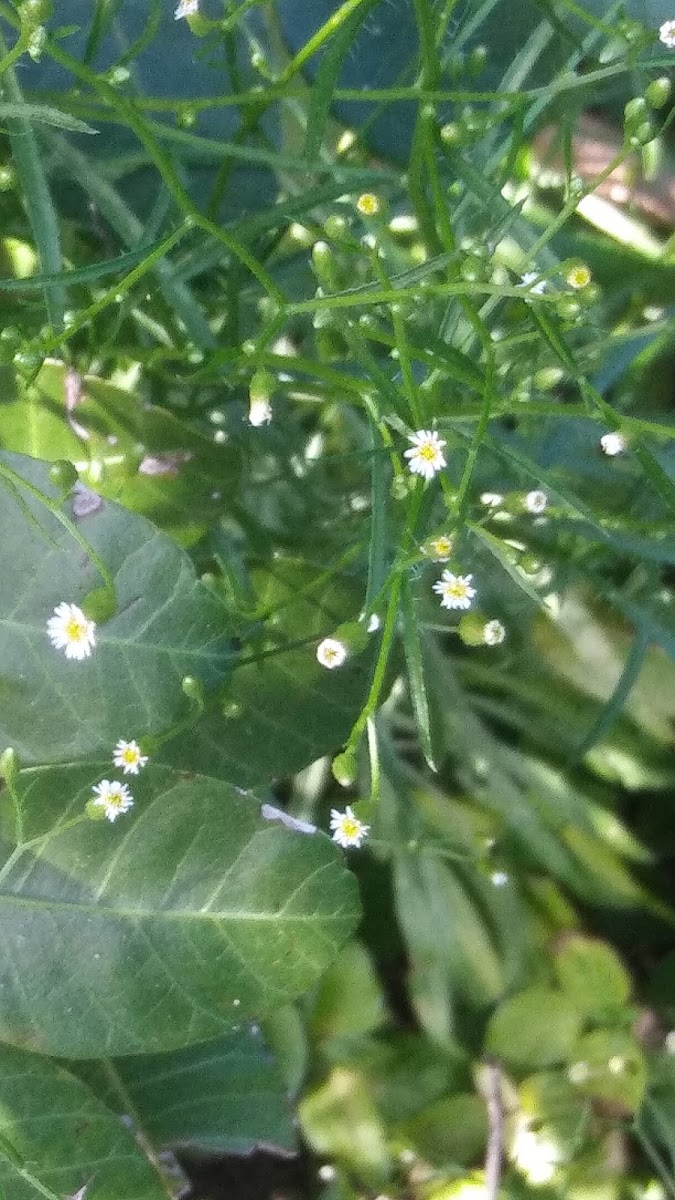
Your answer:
357;193;379;216
122;748;138;764
341;818;360;838
324;647;339;663
65;618;86;641
447;582;467;598
432;537;452;556
418;442;437;461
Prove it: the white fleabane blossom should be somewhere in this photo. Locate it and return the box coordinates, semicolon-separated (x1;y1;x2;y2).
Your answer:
248;398;272;427
175;0;199;17
568;1061;590;1085
316;637;348;669
404;429;447;480
480;491;504;508
432;571;476;610
484;619;506;646
91;779;134;822
524;489;547;514
519;271;546;295
600;431;626;457
113;739;149;776
47;602;96;660
659;19;675;46
330;805;370;848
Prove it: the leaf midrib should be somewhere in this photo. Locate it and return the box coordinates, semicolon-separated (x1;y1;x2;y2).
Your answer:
0;892;347;923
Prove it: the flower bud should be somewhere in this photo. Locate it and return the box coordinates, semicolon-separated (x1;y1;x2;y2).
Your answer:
646;77;672;110
181;675;206;707
0;747;19;787
48;459;79;494
458;612;488;646
332;751;358;787
82;585;116;624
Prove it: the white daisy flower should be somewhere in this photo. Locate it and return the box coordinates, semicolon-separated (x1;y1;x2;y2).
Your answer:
404;430;447;480
113;739;149;776
366;613;381;633
608;1055;626;1075
519;271;546;295
91;779;134;823
480;491;504;508
433;571;476;610
317;637;348;669
524;489;547;514
47;602;96;660
248;398;272;427
330;805;370;849
659;19;675;46
175;0;198;17
600;431;626;457
423;534;454;562
484;619;506;646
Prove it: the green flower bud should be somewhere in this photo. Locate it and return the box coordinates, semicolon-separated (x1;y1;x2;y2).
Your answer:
324;214;349;241
0;747;19;786
458;612;487;646
332;620;369;655
646;77;672;110
48;459;79;494
332;751;358;787
311;240;340;291
182;675;206;707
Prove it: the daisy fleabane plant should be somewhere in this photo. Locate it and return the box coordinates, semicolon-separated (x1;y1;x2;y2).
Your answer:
47;602;96;660
404;430;447;480
113;739;149;776
175;0;198;18
91;780;134;822
519;271;546;295
659;19;675;47
433;571;476;610
330;806;370;849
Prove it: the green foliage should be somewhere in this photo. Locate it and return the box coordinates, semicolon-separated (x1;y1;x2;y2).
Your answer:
0;0;674;1197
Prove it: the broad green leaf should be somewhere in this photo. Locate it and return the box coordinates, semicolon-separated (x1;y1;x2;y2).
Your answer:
553;936;631;1020
79;1030;294;1154
486;988;583;1070
0;364;241;543
161;556;376;785
0;764;360;1057
396;1094;488;1168
0;1044;168;1200
0;450;232;764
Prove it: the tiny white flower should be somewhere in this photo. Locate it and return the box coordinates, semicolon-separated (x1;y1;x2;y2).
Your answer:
432;571;476;610
491;870;509;886
404;429;447;480
367;613;381;633
659;19;675;47
608;1055;626;1075
519;271;546;295
600;431;626;457
91;779;133;822
175;0;198;17
47;602;96;661
480;491;504;508
330;805;370;848
568;1061;590;1085
484;619;506;646
113;739;149;776
248;398;272;427
423;534;454;562
317;637;348;669
524;489;547;514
